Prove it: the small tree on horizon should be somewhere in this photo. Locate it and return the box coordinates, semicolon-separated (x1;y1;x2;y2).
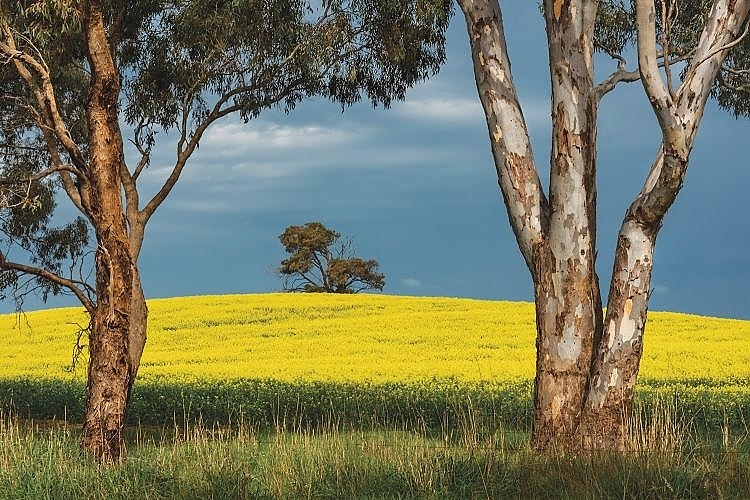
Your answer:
279;222;385;293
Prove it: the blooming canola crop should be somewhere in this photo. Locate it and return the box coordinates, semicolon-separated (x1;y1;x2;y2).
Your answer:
2;293;749;385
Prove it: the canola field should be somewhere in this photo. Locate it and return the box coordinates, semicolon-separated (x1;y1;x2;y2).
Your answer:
1;293;749;428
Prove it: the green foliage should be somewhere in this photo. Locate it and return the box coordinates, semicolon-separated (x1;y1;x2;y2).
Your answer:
122;0;453;131
715;33;750;118
0;162;90;305
1;2;93;306
278;222;385;293
596;0;750;118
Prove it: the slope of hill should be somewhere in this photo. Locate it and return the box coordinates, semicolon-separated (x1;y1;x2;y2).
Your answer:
2;293;749;384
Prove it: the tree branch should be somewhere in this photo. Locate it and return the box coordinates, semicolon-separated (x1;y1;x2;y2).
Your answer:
661;0;677;97
283;271;321;292
629;0;750;228
595;63;641;99
676;0;750;138
0;163;82;186
0;253;96;314
0;27;89;216
139;75;306;224
457;0;548;275
677;12;750;105
312;251;330;291
635;0;683;142
595;52;693;100
129;120;153;181
0;27;87;171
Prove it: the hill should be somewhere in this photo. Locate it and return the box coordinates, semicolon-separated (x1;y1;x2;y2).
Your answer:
2;293;749;384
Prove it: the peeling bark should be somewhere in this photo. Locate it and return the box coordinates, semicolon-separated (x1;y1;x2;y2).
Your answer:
459;0;602;451
458;0;548;274
578;219;654;449
531;0;602;451
576;0;750;451
77;1;147;462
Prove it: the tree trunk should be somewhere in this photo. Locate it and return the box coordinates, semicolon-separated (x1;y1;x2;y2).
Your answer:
78;1;147;462
460;0;750;454
574;0;750;450
531;268;602;450
81;246;147;462
577;218;655;449
530;0;602;451
458;0;603;451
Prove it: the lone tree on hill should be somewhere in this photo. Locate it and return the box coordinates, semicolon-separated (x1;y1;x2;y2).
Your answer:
458;0;750;452
279;222;385;293
0;0;450;462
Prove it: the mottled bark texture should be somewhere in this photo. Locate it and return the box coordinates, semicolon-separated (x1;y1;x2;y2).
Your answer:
577;0;750;450
77;2;148;463
459;0;750;451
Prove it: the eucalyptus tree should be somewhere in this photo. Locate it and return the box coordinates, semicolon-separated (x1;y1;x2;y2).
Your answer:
278;222;385;293
457;0;750;451
0;0;451;461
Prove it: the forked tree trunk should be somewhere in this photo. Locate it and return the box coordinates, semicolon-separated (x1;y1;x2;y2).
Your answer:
577;0;750;449
459;0;750;453
458;0;602;450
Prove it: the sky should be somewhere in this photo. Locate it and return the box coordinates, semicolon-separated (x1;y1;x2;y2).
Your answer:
3;4;749;319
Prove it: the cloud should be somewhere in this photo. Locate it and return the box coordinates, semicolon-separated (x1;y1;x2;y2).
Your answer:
400;278;423;288
652;284;669;294
131;120;366;200
393;97;484;123
201;121;358;155
389;91;550;136
166;198;242;214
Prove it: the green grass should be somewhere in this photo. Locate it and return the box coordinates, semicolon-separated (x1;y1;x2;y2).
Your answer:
3;376;749;437
0;411;748;499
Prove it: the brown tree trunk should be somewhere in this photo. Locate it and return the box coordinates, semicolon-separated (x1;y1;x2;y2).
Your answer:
80;246;146;462
81;271;147;462
78;1;147;462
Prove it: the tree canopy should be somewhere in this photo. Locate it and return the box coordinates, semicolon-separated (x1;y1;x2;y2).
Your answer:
595;0;750;115
279;222;385;293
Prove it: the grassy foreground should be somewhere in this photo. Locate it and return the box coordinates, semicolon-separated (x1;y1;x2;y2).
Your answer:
1;412;748;499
